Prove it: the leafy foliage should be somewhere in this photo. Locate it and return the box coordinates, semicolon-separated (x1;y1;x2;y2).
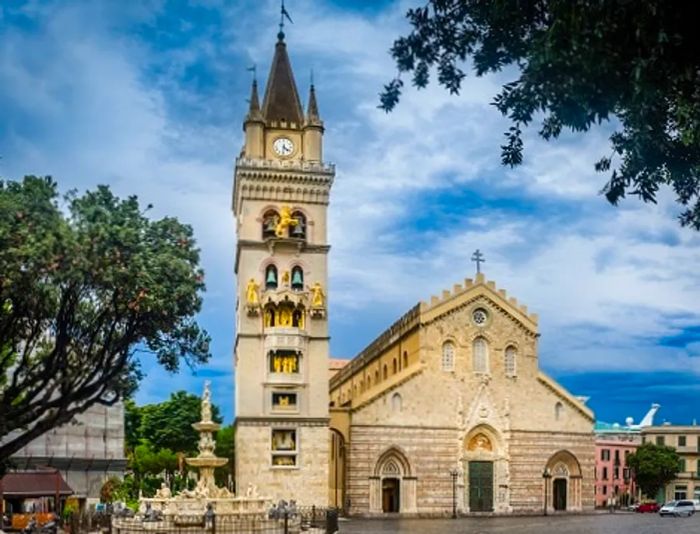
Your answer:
0;176;210;468
626;442;681;499
381;1;700;228
214;424;235;487
126;390;222;455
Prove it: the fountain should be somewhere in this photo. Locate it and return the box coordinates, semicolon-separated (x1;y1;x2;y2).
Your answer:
112;382;273;532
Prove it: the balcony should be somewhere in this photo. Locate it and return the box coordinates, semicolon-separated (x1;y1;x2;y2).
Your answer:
265;328;307;351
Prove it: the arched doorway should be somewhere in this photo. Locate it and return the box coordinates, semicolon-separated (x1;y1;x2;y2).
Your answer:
329;429;346;510
463;425;509;513
544;450;583;513
369;447;417;514
382;478;400;512
553;479;567;510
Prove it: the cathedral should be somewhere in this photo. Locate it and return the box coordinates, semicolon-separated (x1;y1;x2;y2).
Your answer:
232;31;595;515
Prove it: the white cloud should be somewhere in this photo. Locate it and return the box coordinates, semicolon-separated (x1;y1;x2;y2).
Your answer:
2;0;699;422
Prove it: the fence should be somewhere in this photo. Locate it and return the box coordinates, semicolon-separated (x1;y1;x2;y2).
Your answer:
64;506;339;534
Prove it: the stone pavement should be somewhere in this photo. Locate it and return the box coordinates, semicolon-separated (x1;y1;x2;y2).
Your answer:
338;512;700;533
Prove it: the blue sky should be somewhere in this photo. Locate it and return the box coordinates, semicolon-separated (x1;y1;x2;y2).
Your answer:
2;0;699;426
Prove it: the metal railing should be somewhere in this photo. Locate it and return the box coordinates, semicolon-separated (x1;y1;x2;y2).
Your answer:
64;506;339;534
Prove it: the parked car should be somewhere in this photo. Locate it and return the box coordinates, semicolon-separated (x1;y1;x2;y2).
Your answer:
692;499;700;511
636;502;660;513
627;503;640;512
659;500;695;517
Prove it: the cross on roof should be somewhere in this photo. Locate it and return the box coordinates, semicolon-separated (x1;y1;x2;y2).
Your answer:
471;249;485;274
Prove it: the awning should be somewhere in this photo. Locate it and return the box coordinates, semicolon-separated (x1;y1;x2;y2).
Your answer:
0;471;73;497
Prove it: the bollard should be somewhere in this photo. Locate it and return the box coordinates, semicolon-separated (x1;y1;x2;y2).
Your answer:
326;508;339;534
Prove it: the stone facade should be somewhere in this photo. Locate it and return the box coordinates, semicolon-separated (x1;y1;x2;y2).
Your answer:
330;276;596;516
232;32;331;506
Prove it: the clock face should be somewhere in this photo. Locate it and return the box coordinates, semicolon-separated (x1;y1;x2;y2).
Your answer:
273;137;294;157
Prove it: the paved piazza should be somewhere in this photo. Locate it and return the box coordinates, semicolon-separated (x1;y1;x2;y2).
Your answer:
338;513;700;533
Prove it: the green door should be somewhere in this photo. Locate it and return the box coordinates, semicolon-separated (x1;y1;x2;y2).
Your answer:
469;461;494;512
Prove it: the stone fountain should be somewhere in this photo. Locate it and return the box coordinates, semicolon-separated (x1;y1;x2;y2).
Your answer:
112;382;273;532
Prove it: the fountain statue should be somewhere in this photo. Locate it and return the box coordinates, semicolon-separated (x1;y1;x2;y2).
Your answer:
112;382;273;532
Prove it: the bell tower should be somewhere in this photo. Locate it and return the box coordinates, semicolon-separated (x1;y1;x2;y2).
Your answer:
232;29;333;505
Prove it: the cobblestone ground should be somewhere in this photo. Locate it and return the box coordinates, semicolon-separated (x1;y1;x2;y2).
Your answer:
338;512;700;534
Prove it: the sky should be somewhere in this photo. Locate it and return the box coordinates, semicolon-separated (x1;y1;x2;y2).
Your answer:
1;0;699;426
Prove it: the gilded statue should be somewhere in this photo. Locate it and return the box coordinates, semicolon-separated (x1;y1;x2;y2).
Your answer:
310;282;325;308
275;206;299;237
279;307;292;327
245;278;259;305
281;271;290;286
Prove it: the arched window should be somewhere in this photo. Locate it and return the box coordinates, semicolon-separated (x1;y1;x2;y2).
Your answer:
391;393;402;412
375;369;379;384
290;211;306;239
473;337;489;374
555;402;564;421
403;351;408;369
265;264;278;289
292;306;304;328
264;304;276;327
505;346;517;377
441;342;455;372
291;266;304;291
367;375;372;389
383;365;388;380
360;378;365;392
392;358;397;374
262;210;279;239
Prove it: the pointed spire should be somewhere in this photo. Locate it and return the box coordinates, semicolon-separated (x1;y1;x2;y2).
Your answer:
246;79;263;122
262;36;304;125
306;83;322;125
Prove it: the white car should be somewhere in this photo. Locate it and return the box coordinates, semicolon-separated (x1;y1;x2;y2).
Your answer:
693;499;700;511
659;500;695;517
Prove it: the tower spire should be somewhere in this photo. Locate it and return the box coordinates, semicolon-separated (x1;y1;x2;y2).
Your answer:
246;76;262;122
306;82;321;125
262;25;304;125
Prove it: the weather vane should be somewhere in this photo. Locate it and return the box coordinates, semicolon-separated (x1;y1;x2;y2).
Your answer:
471;249;485;274
278;0;293;38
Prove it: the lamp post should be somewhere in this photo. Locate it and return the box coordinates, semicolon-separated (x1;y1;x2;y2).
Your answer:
542;468;551;516
449;468;460;519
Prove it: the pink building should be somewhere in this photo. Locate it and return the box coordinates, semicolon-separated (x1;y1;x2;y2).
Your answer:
594;404;659;508
594;437;639;507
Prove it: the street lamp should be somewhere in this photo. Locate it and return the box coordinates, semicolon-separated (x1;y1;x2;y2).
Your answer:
542;468;552;516
449;468;460;519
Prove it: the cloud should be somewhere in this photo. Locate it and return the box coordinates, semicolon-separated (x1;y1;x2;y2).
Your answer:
2;0;699;424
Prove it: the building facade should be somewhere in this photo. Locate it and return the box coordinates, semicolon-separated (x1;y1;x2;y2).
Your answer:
329;276;596;516
641;425;700;502
594;435;639;507
232;30;332;506
6;403;126;505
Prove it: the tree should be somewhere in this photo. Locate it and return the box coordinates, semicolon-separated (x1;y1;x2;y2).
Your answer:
214;424;235;487
137;390;222;455
0;176;210;469
381;1;700;229
627;442;681;499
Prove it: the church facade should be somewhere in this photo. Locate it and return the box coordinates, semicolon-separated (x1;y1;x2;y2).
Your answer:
232;31;595;515
328;277;596;515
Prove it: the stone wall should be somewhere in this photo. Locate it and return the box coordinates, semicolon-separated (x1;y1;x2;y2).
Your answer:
346;424;457;516
236;423;329;507
509;430;595;513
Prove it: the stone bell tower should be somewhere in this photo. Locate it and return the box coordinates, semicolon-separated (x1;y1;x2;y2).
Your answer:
232;29;333;505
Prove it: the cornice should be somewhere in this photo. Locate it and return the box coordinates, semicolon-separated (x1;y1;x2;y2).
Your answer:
537;372;595;422
234;416;330;427
233;157;335;215
329;304;421;389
